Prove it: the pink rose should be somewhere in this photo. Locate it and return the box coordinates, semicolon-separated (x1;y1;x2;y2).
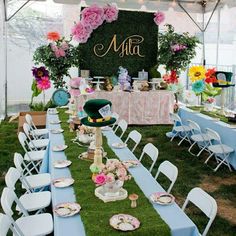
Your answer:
154;11;165;25
55;48;66;58
106;173;115;183
61;42;69;50
71;22;92;43
103;4;118;23
81;4;104;29
116;167;127;181
94;173;107;185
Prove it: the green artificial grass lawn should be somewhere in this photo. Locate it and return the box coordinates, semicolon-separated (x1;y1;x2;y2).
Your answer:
0;110;236;235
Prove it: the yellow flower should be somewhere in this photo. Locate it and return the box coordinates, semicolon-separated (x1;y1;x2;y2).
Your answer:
189;65;206;82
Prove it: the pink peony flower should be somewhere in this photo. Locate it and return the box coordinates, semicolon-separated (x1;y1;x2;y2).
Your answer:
37;76;51;90
54;48;66;58
94;173;107;185
71;21;92;43
116;167;127;181
103;4;118;23
81;4;104;29
61;42;69;50
106;173;115;183
154;11;165;25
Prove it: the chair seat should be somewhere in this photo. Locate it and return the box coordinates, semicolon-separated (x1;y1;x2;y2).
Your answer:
29;139;49;149
191;133;211;142
174;125;191;132
24;150;46;162
31;129;49;137
208;144;234;154
15;213;53;236
22;173;51;190
17;191;51;212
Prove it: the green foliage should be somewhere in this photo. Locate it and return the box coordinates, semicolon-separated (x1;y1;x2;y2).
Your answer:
79;10;158;77
202;83;222;101
30;80;42;104
33;39;80;88
30;99;56;111
158;24;199;72
149;64;161;78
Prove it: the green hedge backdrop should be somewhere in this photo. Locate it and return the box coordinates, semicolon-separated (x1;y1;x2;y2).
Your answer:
79;10;158;77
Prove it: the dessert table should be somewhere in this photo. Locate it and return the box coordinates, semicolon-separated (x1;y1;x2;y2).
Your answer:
76;90;174;125
179;107;236;170
102;130;199;236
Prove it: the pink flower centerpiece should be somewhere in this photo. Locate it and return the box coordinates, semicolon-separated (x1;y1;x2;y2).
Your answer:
71;22;92;43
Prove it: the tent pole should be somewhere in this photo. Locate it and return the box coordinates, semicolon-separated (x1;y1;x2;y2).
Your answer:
216;6;222;68
202;2;206;66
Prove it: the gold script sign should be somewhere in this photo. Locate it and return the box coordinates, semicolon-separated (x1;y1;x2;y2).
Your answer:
93;34;145;58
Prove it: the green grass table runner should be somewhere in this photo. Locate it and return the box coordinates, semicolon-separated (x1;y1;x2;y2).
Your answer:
59;110;170;236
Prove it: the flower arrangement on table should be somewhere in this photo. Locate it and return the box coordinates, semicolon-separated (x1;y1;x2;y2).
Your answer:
31;66;51;105
78;125;96;135
33;31;80;88
91;159;131;186
189;65;222;103
158;24;199;79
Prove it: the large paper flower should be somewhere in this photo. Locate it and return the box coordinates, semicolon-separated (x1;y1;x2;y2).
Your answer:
192;80;205;94
205;68;217;83
103;4;118;23
189;65;206;82
71;22;92;43
81;4;104;30
32;66;49;81
154;11;165;25
47;31;60;41
37;76;51;90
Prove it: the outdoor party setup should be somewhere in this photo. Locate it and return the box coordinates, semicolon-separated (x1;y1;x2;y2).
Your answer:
1;1;236;236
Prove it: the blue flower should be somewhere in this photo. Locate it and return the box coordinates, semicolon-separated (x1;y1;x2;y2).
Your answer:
192;80;205;95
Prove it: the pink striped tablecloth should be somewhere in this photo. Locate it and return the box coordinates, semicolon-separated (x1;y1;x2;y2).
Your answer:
77;90;174;125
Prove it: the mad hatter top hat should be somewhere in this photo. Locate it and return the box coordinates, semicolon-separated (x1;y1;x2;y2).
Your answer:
81;99;116;127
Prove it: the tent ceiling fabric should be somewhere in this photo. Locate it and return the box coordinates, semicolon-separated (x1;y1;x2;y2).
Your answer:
51;0;236;13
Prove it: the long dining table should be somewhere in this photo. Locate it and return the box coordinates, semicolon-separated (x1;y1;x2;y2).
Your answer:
41;110;199;236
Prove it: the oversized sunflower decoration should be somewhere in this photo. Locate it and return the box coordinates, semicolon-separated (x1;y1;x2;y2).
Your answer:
189;65;206;82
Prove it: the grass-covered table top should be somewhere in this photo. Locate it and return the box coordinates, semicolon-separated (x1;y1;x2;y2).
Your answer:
59;110;170;236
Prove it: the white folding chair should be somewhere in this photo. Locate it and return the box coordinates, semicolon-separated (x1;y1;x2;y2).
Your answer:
205;128;234;172
124;130;142;152
114;119;128;139
182;187;217;236
25;113;49;138
111;112;120;129
23;123;49;150
1;188;53;236
0;213;19;236
169;113;192;146
139;143;159;173
187;120;212;157
155;160;178;193
14;154;51;192
18;132;46;172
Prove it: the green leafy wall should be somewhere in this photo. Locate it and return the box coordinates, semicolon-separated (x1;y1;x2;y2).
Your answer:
79;10;158;77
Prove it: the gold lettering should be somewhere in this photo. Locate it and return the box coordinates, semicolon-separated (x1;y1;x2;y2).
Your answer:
93;34;145;58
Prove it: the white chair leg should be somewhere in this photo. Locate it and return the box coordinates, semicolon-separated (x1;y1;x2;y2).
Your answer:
188;141;197;156
170;132;179;142
205;153;214;164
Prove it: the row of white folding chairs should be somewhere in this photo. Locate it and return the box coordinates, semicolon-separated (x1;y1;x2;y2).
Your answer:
169;113;234;172
0;153;53;236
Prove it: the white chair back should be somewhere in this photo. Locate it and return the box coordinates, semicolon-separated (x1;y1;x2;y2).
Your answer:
155;161;178;193
25;114;36;130
18;132;32;152
139;143;159;172
112;112;120;129
23;123;36;140
125;130;142;152
182;187;217;236
0;213;19;236
114;119;128;138
170;113;182;125
187;120;201;134
206;128;221;142
5;167;21;190
14;152;33;175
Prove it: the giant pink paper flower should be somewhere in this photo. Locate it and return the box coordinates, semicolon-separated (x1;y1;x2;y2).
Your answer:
37;76;51;90
81;4;104;29
103;4;118;23
154;11;165;25
71;22;92;43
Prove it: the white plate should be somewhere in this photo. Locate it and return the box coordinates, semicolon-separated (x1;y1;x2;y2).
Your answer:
111;142;127;149
211;118;220;122
50;120;61;124
54;202;81;217
150;192;175;205
101;126;112;131
52;145;68;152
110;214;140;231
122;160;140;168
229;124;236;129
50;129;64;134
53;160;72;168
53;178;74;188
